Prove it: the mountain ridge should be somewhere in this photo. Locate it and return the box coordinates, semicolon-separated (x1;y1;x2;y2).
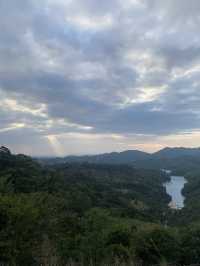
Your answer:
37;146;200;165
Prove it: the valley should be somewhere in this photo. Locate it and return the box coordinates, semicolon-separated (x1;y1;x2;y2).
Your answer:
1;146;200;265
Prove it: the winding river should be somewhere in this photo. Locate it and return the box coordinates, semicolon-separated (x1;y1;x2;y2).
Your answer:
163;172;187;209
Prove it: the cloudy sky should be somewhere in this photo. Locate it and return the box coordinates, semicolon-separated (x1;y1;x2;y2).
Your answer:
1;0;200;156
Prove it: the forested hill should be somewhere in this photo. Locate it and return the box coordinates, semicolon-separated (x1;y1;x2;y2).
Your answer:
0;147;169;265
39;145;200;168
39;147;200;174
1;147;200;265
39;149;150;165
153;147;200;158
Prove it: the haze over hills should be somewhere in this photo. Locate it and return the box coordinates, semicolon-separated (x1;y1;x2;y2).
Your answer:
39;150;150;164
153;147;200;158
39;147;200;167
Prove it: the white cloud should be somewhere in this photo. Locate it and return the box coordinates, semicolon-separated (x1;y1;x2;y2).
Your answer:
66;14;114;31
1;0;200;155
0;123;25;133
1;98;47;118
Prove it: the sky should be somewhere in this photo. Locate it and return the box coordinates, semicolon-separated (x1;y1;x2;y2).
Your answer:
1;0;200;156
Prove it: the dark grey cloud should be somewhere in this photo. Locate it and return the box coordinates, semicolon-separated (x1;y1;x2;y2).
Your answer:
1;0;200;155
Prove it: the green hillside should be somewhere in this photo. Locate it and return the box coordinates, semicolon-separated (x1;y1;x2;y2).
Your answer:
1;147;200;265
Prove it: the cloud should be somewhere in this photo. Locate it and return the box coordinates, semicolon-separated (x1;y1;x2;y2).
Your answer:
0;0;200;155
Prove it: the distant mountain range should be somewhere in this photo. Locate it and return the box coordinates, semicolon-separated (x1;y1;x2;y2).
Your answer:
153;147;200;158
38;147;200;173
38;150;149;165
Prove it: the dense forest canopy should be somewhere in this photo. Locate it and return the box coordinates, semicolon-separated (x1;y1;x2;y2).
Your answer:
1;147;200;265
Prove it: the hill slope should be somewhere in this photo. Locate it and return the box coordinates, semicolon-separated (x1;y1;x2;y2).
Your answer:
39;147;200;169
153;147;200;158
40;150;150;165
2;147;200;265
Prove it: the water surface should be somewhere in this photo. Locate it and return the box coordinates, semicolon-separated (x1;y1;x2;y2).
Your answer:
164;176;187;209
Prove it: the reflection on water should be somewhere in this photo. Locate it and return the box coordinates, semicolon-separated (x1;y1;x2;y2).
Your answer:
164;175;187;209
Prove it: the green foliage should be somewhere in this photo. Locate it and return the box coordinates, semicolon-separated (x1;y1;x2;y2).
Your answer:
0;194;42;265
181;224;200;264
135;226;181;264
1;147;200;265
